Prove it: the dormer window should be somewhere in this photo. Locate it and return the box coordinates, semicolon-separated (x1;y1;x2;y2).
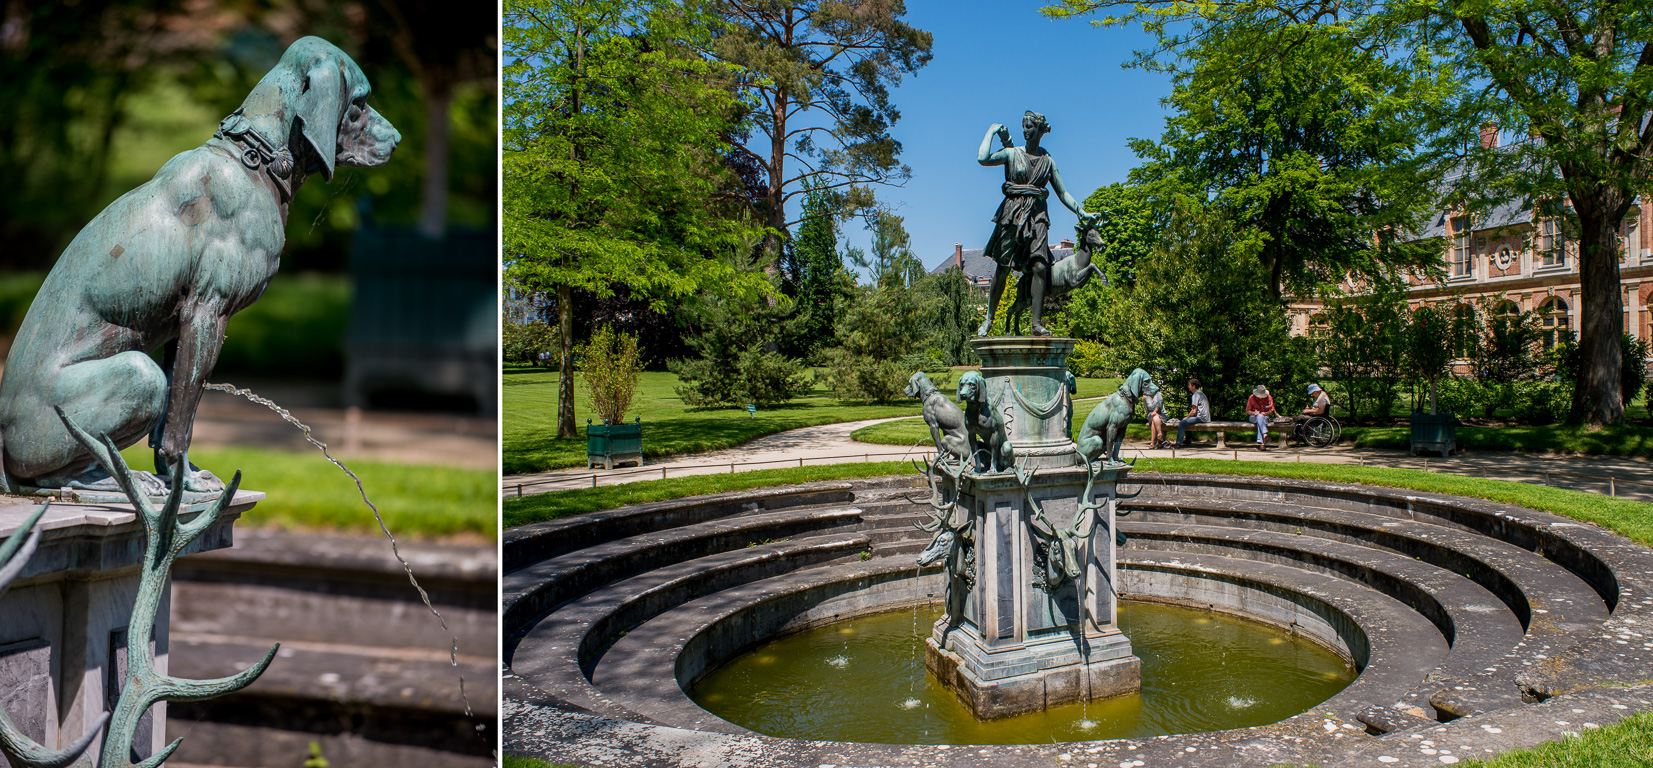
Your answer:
1451;217;1473;277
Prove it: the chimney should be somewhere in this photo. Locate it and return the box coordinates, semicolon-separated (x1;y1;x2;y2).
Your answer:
954;243;963;270
1479;123;1499;149
1058;238;1074;250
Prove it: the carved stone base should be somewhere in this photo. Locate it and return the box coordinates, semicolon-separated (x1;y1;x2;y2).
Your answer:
926;631;1140;719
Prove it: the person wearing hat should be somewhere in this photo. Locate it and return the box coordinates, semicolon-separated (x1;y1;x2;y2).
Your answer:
1293;384;1332;444
1245;385;1277;451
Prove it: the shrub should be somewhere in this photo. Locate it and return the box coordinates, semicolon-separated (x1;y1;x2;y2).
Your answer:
670;293;813;409
1511;380;1573;425
1068;339;1111;378
578;326;643;424
503;321;558;365
1435;377;1493;420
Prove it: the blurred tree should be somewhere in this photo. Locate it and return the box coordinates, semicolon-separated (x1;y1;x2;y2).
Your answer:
1317;283;1408;422
709;0;933;263
368;0;496;238
504;0;768;437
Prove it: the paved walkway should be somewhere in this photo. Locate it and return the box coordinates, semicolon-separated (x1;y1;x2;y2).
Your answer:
193;385;497;470
503;415;1653;502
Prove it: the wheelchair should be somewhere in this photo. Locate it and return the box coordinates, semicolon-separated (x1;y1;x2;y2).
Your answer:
1294;414;1342;448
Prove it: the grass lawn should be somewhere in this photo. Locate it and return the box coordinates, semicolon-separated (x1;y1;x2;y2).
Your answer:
115;444;496;541
505;458;1653;546
852;415;1153;447
503;461;918;528
1342;422;1653;459
502;367;1122;475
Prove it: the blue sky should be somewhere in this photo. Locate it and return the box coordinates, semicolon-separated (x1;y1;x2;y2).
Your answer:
829;1;1177;277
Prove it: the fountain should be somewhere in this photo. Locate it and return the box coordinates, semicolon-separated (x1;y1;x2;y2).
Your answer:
917;337;1140;718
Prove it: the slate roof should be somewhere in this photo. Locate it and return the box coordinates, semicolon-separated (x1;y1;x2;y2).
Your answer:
930;245;1079;281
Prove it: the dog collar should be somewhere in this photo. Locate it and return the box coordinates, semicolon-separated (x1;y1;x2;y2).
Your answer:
214;109;297;201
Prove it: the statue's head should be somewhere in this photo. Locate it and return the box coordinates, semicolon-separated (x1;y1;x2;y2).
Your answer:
1022;110;1050;141
957;370;987;405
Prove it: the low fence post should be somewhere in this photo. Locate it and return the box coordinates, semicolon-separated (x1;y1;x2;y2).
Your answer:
1610;477;1617;497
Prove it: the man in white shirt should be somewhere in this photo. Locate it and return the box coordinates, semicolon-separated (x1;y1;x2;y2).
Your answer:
1173;377;1210;447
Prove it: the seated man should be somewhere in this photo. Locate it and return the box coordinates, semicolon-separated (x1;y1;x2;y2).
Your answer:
1246;385;1277;451
1293;383;1332;444
1173;377;1210;447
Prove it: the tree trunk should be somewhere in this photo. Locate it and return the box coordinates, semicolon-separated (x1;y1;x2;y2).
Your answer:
558;284;576;438
1570;203;1625;425
419;80;451;239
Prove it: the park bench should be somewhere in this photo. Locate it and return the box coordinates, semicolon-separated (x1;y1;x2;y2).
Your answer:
1178;418;1294;449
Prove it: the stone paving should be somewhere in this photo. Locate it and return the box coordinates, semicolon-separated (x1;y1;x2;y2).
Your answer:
503;413;1653;502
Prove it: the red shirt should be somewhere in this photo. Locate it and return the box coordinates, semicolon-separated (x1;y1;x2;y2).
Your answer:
1246;394;1275;415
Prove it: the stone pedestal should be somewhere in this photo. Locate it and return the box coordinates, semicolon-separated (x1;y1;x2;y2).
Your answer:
0;491;259;766
924;338;1140;719
972;337;1080;469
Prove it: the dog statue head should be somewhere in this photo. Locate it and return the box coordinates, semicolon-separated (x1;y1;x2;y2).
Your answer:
231;36;400;183
905;372;933;399
1121;368;1157;400
957;370;987;407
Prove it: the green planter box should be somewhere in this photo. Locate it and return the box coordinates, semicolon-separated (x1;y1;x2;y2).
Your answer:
587;418;643;469
1409;411;1457;457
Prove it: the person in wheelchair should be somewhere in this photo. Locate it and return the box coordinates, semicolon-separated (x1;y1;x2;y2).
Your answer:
1292;384;1333;446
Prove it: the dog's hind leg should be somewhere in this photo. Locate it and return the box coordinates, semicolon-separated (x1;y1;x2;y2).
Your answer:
7;351;167;490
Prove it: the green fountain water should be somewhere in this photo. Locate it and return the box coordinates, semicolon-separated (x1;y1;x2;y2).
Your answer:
690;601;1356;744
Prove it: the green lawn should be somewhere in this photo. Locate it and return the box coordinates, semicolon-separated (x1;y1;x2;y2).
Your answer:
852;414;1153;447
115;444;496;541
503;461;919;528
1425;710;1653;767
502;367;1121;475
506;458;1653;546
854;405;1653;460
1342;422;1653;459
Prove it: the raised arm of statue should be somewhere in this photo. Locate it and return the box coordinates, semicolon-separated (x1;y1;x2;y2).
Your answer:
979;123;1012;165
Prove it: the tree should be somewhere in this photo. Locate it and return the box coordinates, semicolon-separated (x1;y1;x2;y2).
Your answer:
1404;305;1455;414
849;211;925;289
503;0;767;437
669;292;812;407
1044;0;1653;425
709;0;933;260
579;325;644;424
1317;285;1408;422
1124;21;1439;303
780;181;855;358
821;283;927;402
913;270;983;367
1082;183;1160;286
1072;202;1316;415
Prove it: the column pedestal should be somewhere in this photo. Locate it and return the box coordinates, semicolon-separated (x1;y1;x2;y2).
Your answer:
0;491;259;766
923;338;1139;719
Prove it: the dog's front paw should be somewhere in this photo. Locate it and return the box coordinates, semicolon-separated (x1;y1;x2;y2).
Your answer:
182;467;226;493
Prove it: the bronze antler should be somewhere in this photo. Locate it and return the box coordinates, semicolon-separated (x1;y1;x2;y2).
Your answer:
55;407;278;768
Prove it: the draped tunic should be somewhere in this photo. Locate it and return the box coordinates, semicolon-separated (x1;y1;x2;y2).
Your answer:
984;147;1054;271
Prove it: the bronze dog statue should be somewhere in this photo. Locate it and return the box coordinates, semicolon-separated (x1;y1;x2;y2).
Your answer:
1077;368;1157;467
957;370;1013;472
0;37;399;494
906;372;969;466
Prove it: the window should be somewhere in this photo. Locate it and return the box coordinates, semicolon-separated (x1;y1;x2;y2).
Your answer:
1308;313;1329;336
1491;300;1519;317
1539;297;1570;350
1451;217;1473;277
1540;218;1566;268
